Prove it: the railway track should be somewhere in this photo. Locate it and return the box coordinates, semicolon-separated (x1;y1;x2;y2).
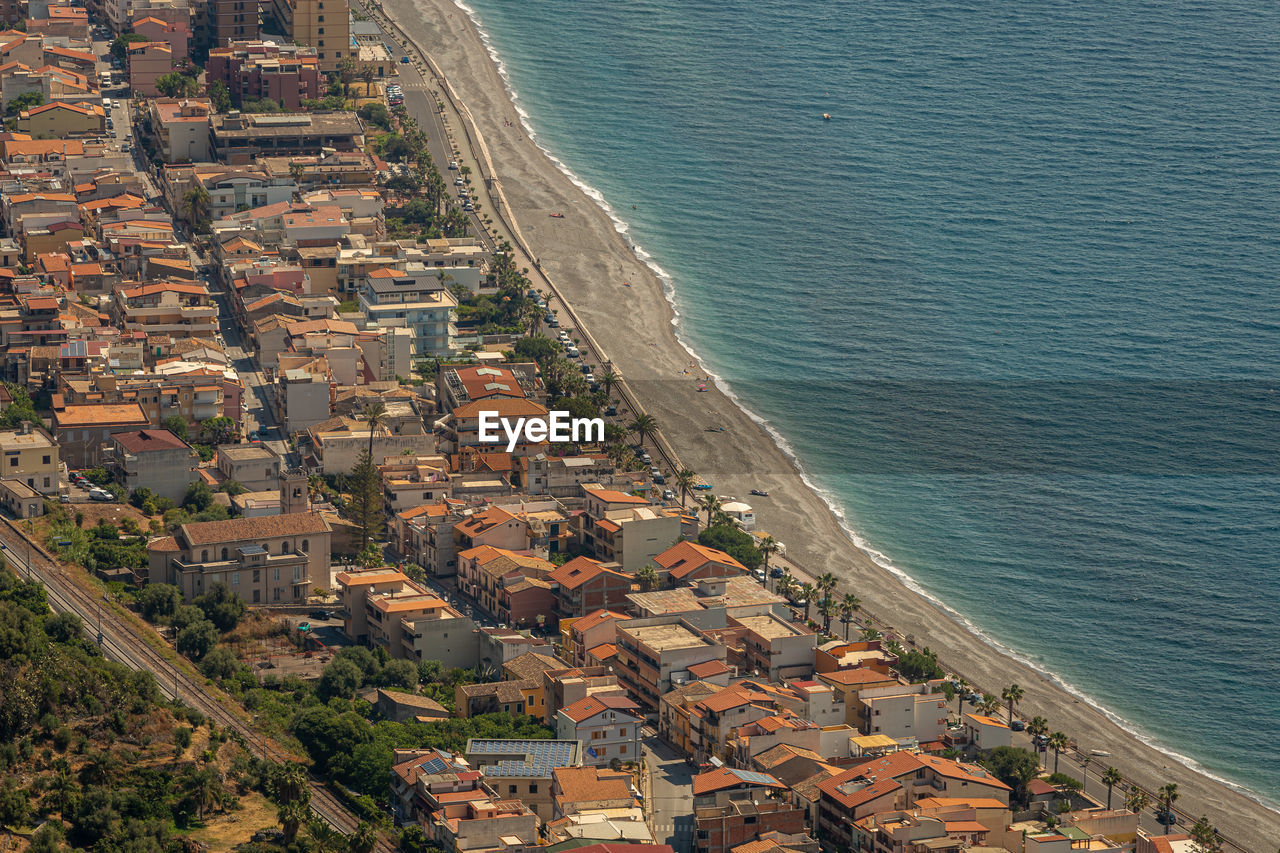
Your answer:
0;520;393;850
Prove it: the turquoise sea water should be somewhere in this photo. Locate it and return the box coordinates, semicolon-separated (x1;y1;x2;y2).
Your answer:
454;0;1280;805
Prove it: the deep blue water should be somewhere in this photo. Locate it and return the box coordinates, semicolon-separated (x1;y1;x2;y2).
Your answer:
454;0;1280;805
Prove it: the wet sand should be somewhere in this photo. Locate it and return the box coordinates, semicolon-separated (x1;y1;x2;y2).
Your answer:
381;0;1280;844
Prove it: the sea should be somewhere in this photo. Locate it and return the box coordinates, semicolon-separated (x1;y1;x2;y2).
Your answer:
450;0;1280;808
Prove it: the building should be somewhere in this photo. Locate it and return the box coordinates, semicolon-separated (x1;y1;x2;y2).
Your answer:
0;422;59;494
359;268;458;357
110;429;196;502
556;695;643;766
209;0;260;47
147;511;331;604
464;739;583;822
848;681;948;745
653;541;748;587
613;619;727;711
148;99;213;163
51;402;150;467
14;101;105;138
126;40;173;96
368;688;449;723
214;443;281;491
547;768;649;843
113;281;219;338
691;768;804;853
0;478;43;518
206;40;322;109
581;486;682;572
210;110;365;164
336;567;412;643
548;556;633;619
731;613;816;682
962;713;1012;751
272;0;350;71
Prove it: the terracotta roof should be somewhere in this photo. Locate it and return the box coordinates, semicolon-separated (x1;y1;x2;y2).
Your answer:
818;668;897;687
113;428;189;453
54;403;147;428
149;535;180;551
548;556;623;590
687;660;731;678
177;511;331;547
559;695;640;724
815;771;901;810
452;397;548;419
692;767;784;796
586;643;617;661
655;541;746;578
582;486;650;504
552;766;634;804
914;754;1010;790
503;651;570;681
571;609;629;634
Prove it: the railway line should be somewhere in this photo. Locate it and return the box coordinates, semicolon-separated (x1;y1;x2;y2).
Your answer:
0;519;393;851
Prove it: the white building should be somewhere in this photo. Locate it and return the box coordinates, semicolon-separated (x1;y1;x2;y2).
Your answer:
556;695;644;766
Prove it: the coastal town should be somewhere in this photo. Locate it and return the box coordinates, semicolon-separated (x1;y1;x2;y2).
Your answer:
0;0;1251;852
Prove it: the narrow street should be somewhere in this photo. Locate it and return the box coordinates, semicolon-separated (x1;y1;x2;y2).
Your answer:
643;737;695;853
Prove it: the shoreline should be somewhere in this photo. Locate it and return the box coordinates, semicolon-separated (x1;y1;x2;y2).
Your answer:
381;0;1280;844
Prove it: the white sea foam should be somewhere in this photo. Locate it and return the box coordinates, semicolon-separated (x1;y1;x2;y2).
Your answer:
445;0;1279;818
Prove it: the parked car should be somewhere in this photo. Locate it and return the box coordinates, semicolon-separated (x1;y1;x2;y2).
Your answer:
309;609;332;620
653;474;665;485
400;55;411;64
1010;720;1025;732
662;489;675;501
89;488;114;502
769;567;784;579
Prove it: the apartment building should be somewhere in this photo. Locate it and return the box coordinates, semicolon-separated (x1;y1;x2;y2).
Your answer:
113;281;218;338
359;267;458;357
614;619;727;711
0;422;59;494
147;511;332;604
464;739;584;823
110;428;196;501
548;556;634;619
581;486;682;572
556;695;643;766
51;402;150;467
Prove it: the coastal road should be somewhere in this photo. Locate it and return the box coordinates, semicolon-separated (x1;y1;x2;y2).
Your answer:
0;521;393;851
643;738;695;853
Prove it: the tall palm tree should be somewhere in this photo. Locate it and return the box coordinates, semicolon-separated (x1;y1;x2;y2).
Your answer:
182;184;211;231
1079;754;1091;794
307;818;344;853
361;400;388;459
817;596;839;635
954;677;970;720
1102;767;1122;810
758;535;778;578
600;368;620;400
279;798;310;844
1158;783;1179;834
699;493;721;528
1001;683;1024;725
627;413;658;447
190;768;222;821
1048;732;1069;774
816;571;838;615
979;694;1001;718
674;468;696;509
1124;786;1149;814
775;572;795;604
798;582;815;622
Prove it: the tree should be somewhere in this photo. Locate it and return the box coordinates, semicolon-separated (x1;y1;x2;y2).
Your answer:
199;645;238;679
110;32;148;61
182;184;211;232
208;80;232;112
627;413;657;447
1188;815;1222;853
817;596;838;635
182;477;214;511
176;619;219;660
194;582;247;631
978;693;1001;718
599;368;619;399
5;90;42;116
699;492;721;528
156;71;198;98
1158;782;1179;834
697;523;763;569
162;415;189;439
1048;731;1069;774
138;583;182;621
200;416;237;445
979;746;1039;807
636;564;658;592
816;571;838;630
335;57;358;101
798;582;815;622
358;101;391;130
187;767;223;820
840;592;861;640
319;657;364;700
1102;766;1122;810
349;821;378;853
356;541;383;570
348;450;384;550
361;401;388;459
1001;683;1024;725
381;658;417;689
673;468;696;509
1124;785;1149;814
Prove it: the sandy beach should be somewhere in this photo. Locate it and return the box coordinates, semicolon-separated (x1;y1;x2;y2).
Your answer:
380;0;1280;844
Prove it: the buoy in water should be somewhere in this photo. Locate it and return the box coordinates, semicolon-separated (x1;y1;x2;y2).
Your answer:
823;113;831;120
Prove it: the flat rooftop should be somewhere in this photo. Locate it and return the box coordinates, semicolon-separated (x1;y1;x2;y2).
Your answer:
623;622;711;653
465;739;581;778
736;614;808;640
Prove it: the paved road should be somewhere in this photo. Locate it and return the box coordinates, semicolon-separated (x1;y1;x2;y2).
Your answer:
644;737;695;853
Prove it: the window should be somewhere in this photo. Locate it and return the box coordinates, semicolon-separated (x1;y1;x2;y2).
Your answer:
274;567;280;581
42;455;50;464
222;548;229;560
529;784;537;794
253;589;260;603
253;569;261;583
620;744;627;754
508;785;516;796
597;747;606;756
301;539;309;552
202;550;208;561
273;588;280;601
232;572;240;586
591;731;602;740
744;816;757;826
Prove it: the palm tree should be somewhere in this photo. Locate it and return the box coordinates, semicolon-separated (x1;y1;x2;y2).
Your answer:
628;413;658;447
674;468;697;509
838;592;861;639
349;821;378;853
1102;767;1122;810
798;582;815;622
635;564;658;592
979;693;1001;718
953;676;969;720
279;798;310;844
1124;785;1149;814
361;400;388;459
182;184;211;232
699;493;721;528
817;596;839;635
758;535;778;578
1158;782;1179;834
360;65;375;96
1048;731;1069;774
307;818;344;853
816;571;838;616
190;768;223;821
600;368;620;400
1079;754;1091;794
1001;683;1024;725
